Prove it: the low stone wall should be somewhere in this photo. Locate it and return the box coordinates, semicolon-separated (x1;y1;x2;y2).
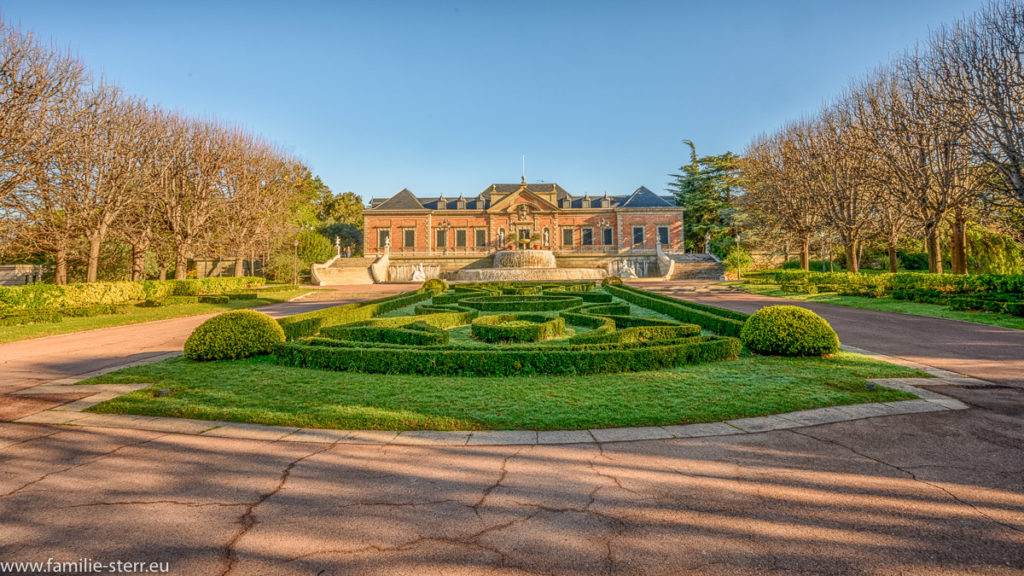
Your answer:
0;264;47;286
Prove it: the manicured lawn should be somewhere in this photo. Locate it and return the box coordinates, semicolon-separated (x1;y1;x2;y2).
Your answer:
82;351;921;431
733;282;1024;331
0;288;311;344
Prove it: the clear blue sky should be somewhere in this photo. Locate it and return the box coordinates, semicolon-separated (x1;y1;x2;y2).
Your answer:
2;0;981;201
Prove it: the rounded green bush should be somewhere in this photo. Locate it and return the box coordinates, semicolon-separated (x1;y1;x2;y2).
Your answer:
740;305;839;357
423;278;448;293
184;310;285;361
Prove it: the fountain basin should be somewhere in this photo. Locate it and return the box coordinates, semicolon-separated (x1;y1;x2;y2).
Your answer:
494;250;557;269
453;268;606;282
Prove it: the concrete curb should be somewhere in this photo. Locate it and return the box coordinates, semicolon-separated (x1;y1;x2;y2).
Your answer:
11;353;974;445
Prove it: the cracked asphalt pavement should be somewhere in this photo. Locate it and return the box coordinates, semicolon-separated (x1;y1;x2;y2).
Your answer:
2;404;1022;575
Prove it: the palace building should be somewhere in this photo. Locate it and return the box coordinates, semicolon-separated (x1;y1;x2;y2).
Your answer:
364;179;683;269
306;178;719;284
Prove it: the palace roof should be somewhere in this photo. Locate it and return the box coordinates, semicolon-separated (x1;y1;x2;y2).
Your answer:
368;184;678;211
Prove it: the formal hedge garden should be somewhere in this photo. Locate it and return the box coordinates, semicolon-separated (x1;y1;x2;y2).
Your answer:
267;281;746;376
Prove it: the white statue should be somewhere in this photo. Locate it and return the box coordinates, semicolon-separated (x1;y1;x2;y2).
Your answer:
411;263;426;282
384;235;391;255
621;262;639;279
334;236;341;257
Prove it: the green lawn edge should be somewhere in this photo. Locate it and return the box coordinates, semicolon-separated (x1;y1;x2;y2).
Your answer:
730;282;1024;331
0;288;312;344
80;351;924;432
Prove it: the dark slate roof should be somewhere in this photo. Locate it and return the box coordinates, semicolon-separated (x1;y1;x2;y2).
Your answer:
367;188;426;211
480;183;569;198
619;186;676;208
420;196;488;210
369;184;679;211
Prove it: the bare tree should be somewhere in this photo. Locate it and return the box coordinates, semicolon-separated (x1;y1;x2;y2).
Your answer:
742;125;823;270
929;0;1024;209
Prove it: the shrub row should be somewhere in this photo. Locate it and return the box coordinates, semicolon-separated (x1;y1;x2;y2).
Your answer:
359;311;474;330
471;314;566;343
764;270;1024;298
0;277;265;311
319;323;449;346
0;309;64;327
569;324;701;345
949;294;1024;317
603;285;747;337
458;294;584;312
274;335;741;376
276;287;438;340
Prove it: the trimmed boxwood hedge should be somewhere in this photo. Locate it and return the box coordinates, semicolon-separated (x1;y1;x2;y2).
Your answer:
471;314;566;343
277;287;437;340
459;294;584;312
603;284;747;337
270;282;747;375
184;310;286;361
274;335;740;376
319;324;449;346
740;305;840;357
0;309;64;327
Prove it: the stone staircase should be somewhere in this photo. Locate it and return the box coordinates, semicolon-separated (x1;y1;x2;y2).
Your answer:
663;253;726;281
311;256;377;285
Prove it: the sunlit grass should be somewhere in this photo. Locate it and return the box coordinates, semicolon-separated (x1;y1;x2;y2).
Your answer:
83;351;922;431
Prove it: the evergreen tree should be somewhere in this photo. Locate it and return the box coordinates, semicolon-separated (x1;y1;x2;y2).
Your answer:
668;140;743;254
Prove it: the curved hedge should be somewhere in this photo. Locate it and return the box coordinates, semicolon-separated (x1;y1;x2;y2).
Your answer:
184;310;285;361
275;335;740;376
603;284;747;337
740;305;840;357
459;294;585;312
471;314;566;343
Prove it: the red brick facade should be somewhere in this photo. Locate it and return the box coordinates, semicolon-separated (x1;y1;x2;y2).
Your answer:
365;182;685;257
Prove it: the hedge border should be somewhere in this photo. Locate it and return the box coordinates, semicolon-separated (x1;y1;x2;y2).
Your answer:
471;314;566;343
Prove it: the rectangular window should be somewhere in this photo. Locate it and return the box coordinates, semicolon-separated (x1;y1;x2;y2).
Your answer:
562;227;573;246
582;228;594;246
658;226;670;246
377;229;390;249
603;227;613;245
518;228;531;242
475;229;487;247
435;229;447;249
403;229;415;248
632;226;645;246
455;229;467;248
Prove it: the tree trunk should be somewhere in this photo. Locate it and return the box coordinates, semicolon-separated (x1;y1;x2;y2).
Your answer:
131;241;148;282
798;234;810;270
158;267;167;281
174;253;188;279
926;227;943;274
86;235;102;282
950;211;968;275
55;246;68;285
887;238;899;273
233;257;244;277
844;239;860;274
